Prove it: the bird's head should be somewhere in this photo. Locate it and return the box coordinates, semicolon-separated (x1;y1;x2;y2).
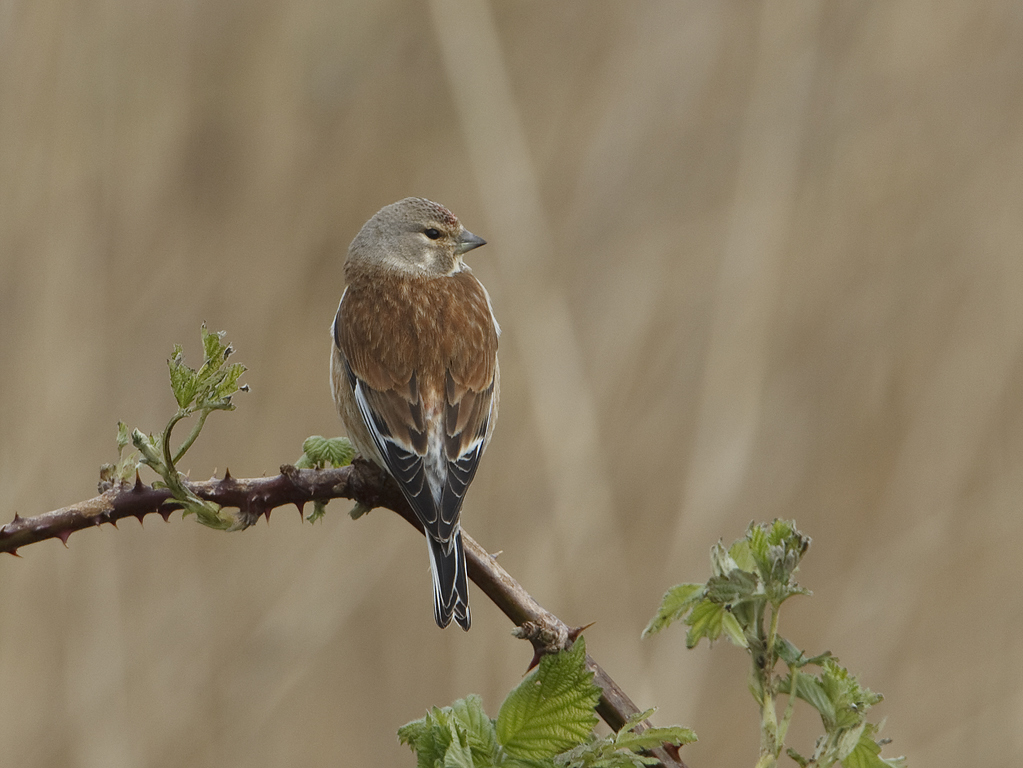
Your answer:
347;197;486;276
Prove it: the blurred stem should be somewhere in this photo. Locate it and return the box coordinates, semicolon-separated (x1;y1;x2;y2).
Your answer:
161;410;188;486
778;666;798;746
173;408;209;464
756;604;785;768
767;604;780;660
758;688;779;768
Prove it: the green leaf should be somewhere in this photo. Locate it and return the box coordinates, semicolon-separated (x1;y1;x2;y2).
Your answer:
444;722;476;768
747;521;770;564
613;726;696;755
452;694;499;765
683;599;726;648
496;638;600;761
201;323;228;363
704;569;760;605
399;708;449;768
296;435;356;469
168;349;199;409
841;724;906;768
719;610;748;648
642;583;704;637
728;538;755;572
775;637;804;667
553;708;695;768
399;696;501;768
791;674;836;729
709;540;741;577
305;500;328;524
116;421;131;452
216;362;246;400
835;721;868;762
819;659;882;730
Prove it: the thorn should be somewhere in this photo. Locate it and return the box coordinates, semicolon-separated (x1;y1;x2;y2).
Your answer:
263;505;272;522
223;468;233;481
57;529;71;547
12;513;22;524
8;549;20;557
159;509;172;522
133;512;146;526
568;622;596;643
295;501;305;516
526;649;542;673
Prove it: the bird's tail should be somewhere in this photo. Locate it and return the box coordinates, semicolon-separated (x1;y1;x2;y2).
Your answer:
426;527;470;630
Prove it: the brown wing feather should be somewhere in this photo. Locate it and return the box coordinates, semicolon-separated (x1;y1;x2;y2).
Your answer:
335;268;498;539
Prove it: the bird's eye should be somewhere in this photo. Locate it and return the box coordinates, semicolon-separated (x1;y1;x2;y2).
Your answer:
424;228;442;240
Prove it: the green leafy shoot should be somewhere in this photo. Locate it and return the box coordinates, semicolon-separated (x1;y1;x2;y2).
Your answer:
555;708;696;768
644;520;905;768
107;325;248;530
294;436;356;522
398;694;498;768
496;638;601;761
400;639;688;768
294;435;356;470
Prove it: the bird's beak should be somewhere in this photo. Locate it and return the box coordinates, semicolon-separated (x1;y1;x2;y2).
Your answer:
455;229;487;255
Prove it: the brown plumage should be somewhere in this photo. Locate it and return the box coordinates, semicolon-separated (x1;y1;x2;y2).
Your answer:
330;198;500;630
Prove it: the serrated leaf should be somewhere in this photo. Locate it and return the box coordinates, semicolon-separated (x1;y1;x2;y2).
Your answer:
704;569;759;605
728;538;755;572
792;674;835;729
613;726;696;754
400;707;456;768
554;714;695;768
215;362;247;400
622;709;656;729
444;722;475;768
747;521;770;563
709;540;740;577
168;354;198;409
835;721;868;762
116;421;131;451
766;518;796;546
820;659;882;730
719;610;748;648
841;725;906;768
452;694;499;765
642;583;704;637
299;435;356;469
504;759;558;768
201;324;227;362
683;599;725;648
401;696;501;768
496;638;600;761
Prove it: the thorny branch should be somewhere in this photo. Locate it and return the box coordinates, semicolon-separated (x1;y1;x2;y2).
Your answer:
2;459;686;768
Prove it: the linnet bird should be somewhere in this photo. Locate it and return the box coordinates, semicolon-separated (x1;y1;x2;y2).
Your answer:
330;197;500;630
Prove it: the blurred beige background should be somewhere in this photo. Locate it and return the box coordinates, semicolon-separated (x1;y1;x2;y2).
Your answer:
1;1;1021;766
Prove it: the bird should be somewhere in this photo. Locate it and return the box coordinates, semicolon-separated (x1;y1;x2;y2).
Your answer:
330;197;500;630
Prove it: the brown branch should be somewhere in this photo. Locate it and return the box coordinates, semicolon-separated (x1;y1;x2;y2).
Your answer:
1;459;686;768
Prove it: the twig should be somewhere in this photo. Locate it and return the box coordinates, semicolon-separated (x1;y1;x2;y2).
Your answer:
2;459;686;768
